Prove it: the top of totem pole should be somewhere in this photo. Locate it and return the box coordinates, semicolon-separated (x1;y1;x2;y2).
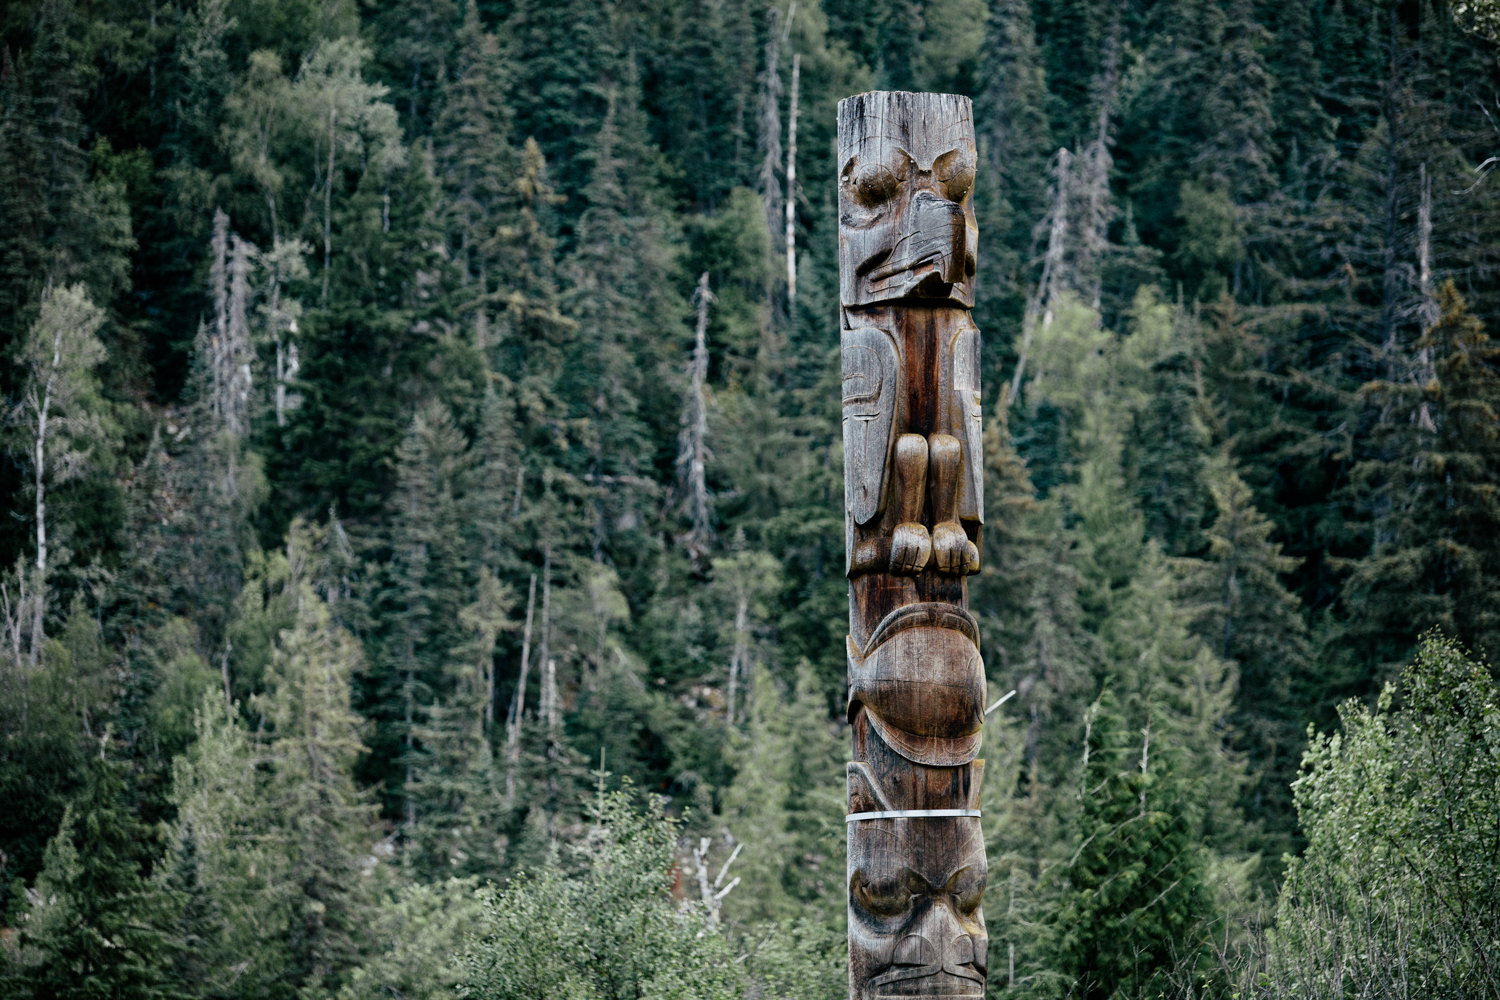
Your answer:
837;91;978;310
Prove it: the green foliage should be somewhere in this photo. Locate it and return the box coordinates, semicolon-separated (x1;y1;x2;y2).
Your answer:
339;878;482;1000
455;782;741;1000
4;0;1500;997
1045;694;1214;1000
2;754;174;1000
1268;634;1500;998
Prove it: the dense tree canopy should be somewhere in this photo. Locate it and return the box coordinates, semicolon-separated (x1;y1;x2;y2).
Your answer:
2;0;1499;996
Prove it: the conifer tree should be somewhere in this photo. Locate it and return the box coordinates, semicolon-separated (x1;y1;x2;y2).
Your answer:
436;0;515;308
1180;458;1308;848
380;405;476;825
249;524;382;996
0;623;88;923
562;76;679;562
1343;282;1500;669
157;692;292;1000
3;753;174;1000
1045;693;1215;998
404;567;512;881
719;664;844;926
973;0;1054;347
0;44;48;348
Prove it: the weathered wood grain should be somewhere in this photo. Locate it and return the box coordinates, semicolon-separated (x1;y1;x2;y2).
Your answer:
840;90;988;999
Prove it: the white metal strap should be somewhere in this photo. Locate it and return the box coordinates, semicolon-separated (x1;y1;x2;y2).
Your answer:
845;809;981;823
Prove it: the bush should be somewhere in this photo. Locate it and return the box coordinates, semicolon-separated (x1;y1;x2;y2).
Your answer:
455;781;742;1000
1265;634;1500;999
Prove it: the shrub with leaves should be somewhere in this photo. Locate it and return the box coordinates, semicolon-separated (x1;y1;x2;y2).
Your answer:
1267;634;1500;998
455;777;742;1000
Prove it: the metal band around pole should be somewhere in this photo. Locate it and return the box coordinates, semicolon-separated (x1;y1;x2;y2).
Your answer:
845;809;982;823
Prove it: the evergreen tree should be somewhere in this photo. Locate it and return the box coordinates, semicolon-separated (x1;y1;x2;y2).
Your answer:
404;566;512;880
1342;282;1500;670
1045;692;1215;999
720;664;844;926
248;524;383;997
157;692;293;1000
1180;458;1309;851
435;0;515;313
377;404;477;824
3;753;173;1000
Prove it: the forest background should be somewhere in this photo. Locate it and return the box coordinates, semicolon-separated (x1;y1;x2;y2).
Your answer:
2;0;1500;995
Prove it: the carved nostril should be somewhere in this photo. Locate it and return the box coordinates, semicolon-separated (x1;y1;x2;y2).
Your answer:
971;936;990;972
894;934;930;966
949;934;974;966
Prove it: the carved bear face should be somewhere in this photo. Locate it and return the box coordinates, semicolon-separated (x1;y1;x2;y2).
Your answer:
837;92;979;309
848;820;988;998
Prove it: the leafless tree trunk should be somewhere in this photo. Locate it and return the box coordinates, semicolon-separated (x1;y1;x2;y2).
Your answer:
679;273;715;560
1078;9;1122;309
505;573;538;807
726;591;749;725
785;53;800;306
536;542;554;733
323;103;337;305
1010;147;1073;401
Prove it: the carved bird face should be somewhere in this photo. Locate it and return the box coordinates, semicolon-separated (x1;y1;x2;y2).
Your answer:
837;92;979;309
848;820;988;997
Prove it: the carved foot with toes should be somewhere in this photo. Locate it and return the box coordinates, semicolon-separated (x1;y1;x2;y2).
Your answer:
890;522;933;574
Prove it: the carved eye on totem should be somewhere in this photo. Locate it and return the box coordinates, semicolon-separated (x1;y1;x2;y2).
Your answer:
933;146;977;203
852;871;914;918
843;153;908;207
950;865;987;915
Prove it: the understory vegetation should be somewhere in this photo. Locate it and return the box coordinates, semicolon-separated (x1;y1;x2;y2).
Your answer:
2;0;1500;996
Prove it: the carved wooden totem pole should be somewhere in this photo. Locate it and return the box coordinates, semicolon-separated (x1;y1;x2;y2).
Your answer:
839;92;987;999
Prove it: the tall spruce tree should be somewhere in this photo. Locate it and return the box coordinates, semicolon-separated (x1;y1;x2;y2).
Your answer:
3;753;173;1000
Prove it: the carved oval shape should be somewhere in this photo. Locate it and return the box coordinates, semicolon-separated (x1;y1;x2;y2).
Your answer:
934;146;977;203
853;871;913;919
848;625;985;743
843;152;906;207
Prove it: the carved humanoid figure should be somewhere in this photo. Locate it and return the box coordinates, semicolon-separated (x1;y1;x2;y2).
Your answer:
840;91;988;999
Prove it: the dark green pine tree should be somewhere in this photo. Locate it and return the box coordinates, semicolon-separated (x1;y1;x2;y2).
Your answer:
435;0;516;315
1045;692;1214;999
3;753;174;1000
501;0;623;213
1180;457;1309;854
1116;0;1225;278
1196;0;1276;301
1342;283;1500;669
404;567;511;880
0;44;48;354
0;645;88;924
1266;0;1336;185
28;0;133;303
1125;291;1217;557
973;0;1055;365
373;0;459;140
377;404;478;826
562;73;680;562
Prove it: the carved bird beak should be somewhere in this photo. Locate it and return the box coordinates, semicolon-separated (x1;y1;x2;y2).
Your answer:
861;191;968;288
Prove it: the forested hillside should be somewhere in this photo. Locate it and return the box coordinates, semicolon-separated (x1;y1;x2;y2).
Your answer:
2;0;1500;996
